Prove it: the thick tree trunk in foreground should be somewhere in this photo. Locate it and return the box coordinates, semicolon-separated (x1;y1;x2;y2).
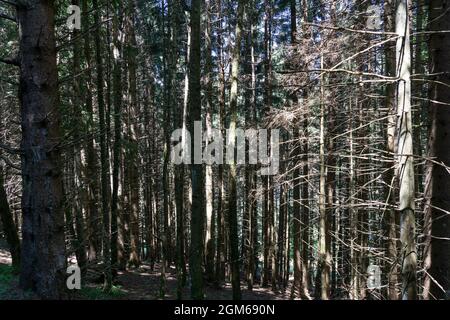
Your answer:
18;0;66;299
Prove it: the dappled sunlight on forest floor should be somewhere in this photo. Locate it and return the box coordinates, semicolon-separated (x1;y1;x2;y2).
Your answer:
0;245;289;300
110;263;289;300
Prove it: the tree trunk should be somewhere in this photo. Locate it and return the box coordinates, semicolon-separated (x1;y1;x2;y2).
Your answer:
82;0;101;263
125;0;141;268
189;0;205;300
424;0;450;300
382;0;399;300
204;0;215;283
93;0;112;291
227;0;245;300
395;0;417;300
18;0;66;299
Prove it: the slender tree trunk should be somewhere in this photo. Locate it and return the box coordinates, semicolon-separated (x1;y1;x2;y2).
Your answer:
93;0;112;291
395;0;417;300
204;0;215;283
189;0;205;300
300;0;311;299
383;0;399;300
214;0;226;287
424;0;450;300
82;0;101;263
317;55;330;300
71;0;87;276
125;0;141;268
111;2;124;275
227;0;245;300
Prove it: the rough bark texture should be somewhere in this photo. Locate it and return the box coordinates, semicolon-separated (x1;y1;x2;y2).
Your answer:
18;0;66;299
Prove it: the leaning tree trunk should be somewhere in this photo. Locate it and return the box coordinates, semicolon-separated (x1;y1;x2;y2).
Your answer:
424;0;450;300
17;0;66;299
395;0;417;300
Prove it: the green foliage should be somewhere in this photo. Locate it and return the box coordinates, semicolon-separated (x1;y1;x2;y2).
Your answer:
0;264;15;296
79;285;125;300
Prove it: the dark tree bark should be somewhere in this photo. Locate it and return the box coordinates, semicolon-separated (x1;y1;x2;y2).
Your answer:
382;0;399;300
18;0;66;299
424;0;450;300
82;0;101;264
93;0;112;291
188;0;205;300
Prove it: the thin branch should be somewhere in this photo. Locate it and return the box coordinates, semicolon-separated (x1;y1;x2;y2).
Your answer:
0;143;22;155
0;154;20;171
0;12;16;22
0;0;17;7
305;22;398;36
280;68;398;81
0;56;19;67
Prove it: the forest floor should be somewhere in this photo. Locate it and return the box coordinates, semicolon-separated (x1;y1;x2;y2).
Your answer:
0;242;288;300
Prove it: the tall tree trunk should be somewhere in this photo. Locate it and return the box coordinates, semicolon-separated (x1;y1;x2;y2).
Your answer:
290;0;302;298
317;55;330;300
82;0;101;263
227;0;245;300
395;0;417;300
18;0;66;299
189;0;205;300
93;0;112;291
71;0;87;276
424;0;450;300
204;0;215;283
383;0;399;300
174;0;187;299
111;2;124;274
125;0;141;268
299;0;311;299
